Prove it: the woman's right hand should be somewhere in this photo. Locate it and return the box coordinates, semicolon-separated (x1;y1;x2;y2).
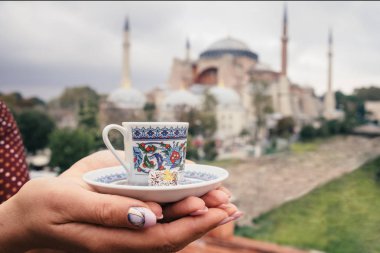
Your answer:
0;177;231;253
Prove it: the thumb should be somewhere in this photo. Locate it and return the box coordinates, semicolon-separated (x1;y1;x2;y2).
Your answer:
66;189;162;229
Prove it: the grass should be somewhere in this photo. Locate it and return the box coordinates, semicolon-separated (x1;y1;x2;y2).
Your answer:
235;156;380;253
290;139;322;154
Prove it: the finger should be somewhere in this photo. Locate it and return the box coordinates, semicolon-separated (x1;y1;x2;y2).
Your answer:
62;185;162;229
154;208;229;251
162;196;206;221
145;202;164;219
55;208;228;253
217;203;238;216
201;189;230;207
217;186;232;198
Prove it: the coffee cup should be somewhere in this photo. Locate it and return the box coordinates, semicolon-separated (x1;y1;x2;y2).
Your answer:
102;122;189;186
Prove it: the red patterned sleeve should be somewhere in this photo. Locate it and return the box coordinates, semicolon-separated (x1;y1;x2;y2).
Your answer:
0;100;30;204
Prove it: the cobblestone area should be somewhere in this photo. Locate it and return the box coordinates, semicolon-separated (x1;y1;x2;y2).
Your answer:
224;136;380;225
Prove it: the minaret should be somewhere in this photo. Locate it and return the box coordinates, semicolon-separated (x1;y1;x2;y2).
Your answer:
323;29;336;119
277;3;293;117
281;3;288;76
185;37;191;62
122;16;131;89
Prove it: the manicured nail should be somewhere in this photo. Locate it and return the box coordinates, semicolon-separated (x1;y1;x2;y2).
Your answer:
217;211;244;226
190;207;208;216
231;211;244;220
128;207;157;228
217;216;235;226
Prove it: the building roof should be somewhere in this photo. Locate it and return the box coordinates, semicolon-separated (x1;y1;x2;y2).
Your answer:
209;86;241;106
162;89;200;108
108;87;146;109
200;37;258;61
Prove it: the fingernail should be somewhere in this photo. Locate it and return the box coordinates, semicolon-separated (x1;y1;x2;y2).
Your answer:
217;211;244;226
128;207;157;228
217;216;235;226
157;214;164;220
190;206;208;216
217;203;233;210
231;211;244;220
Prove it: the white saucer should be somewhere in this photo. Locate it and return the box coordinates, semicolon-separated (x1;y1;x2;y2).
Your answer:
83;164;229;203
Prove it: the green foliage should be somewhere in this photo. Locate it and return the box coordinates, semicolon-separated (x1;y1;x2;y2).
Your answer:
0;92;45;113
354;86;380;101
55;86;100;129
235;156;380;253
203;140;218;161
143;102;156;121
57;86;99;109
49;128;97;173
299;125;317;141
300;119;354;142
290;141;319;154
335;90;365;125
186;136;200;160
15;110;55;154
274;117;295;138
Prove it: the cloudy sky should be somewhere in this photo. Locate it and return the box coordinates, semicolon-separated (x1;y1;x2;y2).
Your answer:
0;1;379;100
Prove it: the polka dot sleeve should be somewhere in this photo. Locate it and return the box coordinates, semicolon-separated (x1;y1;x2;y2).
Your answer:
0;100;30;204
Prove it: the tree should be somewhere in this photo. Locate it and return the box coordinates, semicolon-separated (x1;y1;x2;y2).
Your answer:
275;116;295;138
16;110;55;154
143;102;156;121
0;92;45;114
354;86;380;101
335;90;365;125
203;140;218;161
49;128;97;173
250;79;273;142
300;125;317;141
53;86;100;129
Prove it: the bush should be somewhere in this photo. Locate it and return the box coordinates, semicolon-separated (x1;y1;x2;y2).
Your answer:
16;110;55;154
49;128;97;173
299;125;317;141
203;140;218;161
275;117;295;138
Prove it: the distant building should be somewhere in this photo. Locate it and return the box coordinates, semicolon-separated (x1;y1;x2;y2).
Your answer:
163;4;323;149
99;17;147;127
365;101;380;122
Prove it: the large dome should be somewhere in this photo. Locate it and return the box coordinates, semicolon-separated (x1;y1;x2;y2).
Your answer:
108;87;146;109
163;90;200;108
200;37;258;61
209;86;241;106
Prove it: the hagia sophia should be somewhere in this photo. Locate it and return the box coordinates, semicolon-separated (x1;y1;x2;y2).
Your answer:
99;5;343;154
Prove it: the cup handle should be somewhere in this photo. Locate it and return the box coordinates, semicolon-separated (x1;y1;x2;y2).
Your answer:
102;124;130;173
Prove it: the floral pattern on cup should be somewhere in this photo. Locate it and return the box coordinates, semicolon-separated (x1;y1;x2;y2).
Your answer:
133;140;186;174
132;126;187;140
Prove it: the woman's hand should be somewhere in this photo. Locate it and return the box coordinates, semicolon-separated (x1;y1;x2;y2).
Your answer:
61;150;240;220
0;150;241;252
0;177;230;253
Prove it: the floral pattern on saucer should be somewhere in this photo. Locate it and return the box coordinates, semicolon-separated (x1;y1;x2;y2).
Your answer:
95;170;218;185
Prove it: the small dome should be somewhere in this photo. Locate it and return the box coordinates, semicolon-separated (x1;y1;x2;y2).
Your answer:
209;86;241;106
200;37;258;61
108;87;146;109
163;90;200;108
